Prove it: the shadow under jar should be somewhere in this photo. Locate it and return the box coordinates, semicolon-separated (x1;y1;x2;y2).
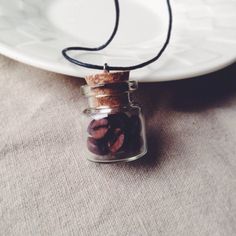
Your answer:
81;72;147;163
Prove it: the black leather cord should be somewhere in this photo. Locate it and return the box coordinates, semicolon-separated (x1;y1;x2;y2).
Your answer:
62;0;172;72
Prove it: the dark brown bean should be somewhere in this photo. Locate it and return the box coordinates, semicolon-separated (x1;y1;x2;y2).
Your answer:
127;135;143;154
88;118;109;139
129;115;141;135
123;115;143;153
108;113;129;131
87;137;109;155
108;128;125;153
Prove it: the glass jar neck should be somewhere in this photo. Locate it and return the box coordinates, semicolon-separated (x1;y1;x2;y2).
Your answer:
81;81;138;109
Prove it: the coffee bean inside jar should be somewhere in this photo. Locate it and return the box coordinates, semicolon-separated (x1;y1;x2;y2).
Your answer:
81;71;147;163
87;113;143;156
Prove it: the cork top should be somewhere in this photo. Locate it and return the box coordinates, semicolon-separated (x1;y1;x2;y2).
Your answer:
85;71;130;86
82;71;133;108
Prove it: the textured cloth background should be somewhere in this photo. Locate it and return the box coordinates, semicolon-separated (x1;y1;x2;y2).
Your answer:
0;54;236;236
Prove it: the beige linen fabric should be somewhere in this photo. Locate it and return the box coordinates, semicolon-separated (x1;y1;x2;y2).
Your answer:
0;55;236;236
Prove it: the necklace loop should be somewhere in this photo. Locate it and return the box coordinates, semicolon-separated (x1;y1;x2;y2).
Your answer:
62;0;172;72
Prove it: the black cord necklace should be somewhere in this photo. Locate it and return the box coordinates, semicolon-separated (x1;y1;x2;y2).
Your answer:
62;0;172;72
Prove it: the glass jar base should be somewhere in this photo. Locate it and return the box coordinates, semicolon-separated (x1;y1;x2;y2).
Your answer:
86;149;147;164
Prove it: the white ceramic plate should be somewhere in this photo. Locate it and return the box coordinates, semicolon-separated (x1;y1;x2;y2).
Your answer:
0;0;235;82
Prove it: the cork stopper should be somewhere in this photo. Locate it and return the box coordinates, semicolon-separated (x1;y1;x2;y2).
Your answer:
84;71;130;108
85;71;129;86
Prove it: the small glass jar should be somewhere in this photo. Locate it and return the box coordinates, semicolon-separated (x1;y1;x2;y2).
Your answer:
81;72;147;163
